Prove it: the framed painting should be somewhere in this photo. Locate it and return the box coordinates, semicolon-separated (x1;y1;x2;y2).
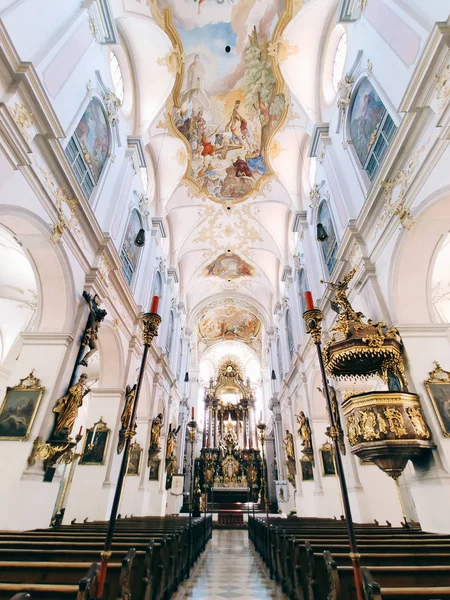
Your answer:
80;418;110;465
127;442;142;476
425;361;450;437
0;371;44;441
149;458;161;481
320;443;336;477
74;98;110;183
300;458;314;481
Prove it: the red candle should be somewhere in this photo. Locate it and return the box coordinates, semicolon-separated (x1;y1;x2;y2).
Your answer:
149;296;159;314
304;291;314;311
191;406;195;419
206;438;209;448
78;426;83;436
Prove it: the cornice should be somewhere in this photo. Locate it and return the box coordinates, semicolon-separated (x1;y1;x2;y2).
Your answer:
20;332;75;346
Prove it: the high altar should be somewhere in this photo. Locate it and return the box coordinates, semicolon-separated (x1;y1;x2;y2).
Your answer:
197;360;264;504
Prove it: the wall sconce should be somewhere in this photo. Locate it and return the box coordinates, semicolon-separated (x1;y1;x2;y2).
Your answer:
316;223;328;242
184;372;189;383
271;370;276;380
134;228;146;247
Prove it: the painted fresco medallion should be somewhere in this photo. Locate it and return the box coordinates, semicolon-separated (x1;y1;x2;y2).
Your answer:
198;305;260;341
204;252;254;279
157;0;295;203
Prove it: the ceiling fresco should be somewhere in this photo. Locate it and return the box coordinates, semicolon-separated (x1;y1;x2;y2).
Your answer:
156;0;299;204
198;302;261;342
204;252;255;279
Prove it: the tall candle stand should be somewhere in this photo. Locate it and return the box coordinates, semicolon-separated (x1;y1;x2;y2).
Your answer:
302;303;364;600
257;421;272;578
94;304;161;599
187;416;198;577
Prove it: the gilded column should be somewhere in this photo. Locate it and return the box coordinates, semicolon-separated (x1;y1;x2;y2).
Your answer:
213;406;217;447
248;406;254;449
243;408;248;449
208;404;212;446
202;401;207;447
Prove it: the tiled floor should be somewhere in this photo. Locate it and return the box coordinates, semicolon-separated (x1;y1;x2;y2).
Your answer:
172;529;288;599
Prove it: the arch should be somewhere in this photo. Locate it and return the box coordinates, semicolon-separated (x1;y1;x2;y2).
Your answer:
317;199;338;277
0;205;76;335
97;323;124;389
347;77;396;180
277;335;284;381
0;225;37;364
120;208;143;286
166;309;175;357
285;309;295;360
298;267;310;314
391;191;450;324
151;270;163;299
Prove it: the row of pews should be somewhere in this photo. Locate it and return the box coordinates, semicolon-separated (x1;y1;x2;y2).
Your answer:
249;515;450;600
0;515;212;600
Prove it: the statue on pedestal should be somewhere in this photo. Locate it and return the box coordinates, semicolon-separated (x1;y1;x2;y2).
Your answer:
117;384;136;454
53;373;90;437
296;411;312;450
148;413;163;463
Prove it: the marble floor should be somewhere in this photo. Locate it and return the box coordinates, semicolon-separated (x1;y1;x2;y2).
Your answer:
172;529;288;600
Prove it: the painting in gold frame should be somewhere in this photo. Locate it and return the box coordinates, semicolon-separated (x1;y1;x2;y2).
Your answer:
127;442;142;476
0;370;44;441
300;458;314;481
80;418;110;465
320;442;336;477
425;361;450;437
149;458;161;481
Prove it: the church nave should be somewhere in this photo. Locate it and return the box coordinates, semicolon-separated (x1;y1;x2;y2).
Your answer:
172;530;287;600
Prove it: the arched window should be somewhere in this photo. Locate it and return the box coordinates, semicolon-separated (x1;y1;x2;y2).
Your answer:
286;309;295;359
166;309;175;357
120;209;143;285
65;98;110;199
349;78;396;180
277;335;284;381
318;200;338;276
151;270;163;300
298;268;310;314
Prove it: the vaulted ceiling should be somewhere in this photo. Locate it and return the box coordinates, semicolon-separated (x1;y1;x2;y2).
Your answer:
114;0;336;359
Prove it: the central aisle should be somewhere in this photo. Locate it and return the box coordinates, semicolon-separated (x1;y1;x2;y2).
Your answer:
172;529;287;599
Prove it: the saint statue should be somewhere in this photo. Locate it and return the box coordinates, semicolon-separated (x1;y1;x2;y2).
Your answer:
150;413;163;452
117;384;136;454
53;373;90;436
166;424;181;459
78;291;107;367
284;430;295;461
296;411;312;450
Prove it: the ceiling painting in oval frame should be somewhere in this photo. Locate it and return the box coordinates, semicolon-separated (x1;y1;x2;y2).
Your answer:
156;0;300;204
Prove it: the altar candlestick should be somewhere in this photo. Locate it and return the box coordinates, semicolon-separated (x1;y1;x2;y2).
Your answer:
149;295;159;314
305;291;314;311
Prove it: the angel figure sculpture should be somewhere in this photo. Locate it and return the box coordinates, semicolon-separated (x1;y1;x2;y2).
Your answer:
78;291;107;367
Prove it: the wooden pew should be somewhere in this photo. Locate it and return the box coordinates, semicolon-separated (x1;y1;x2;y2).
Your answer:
326;552;450;599
0;515;212;600
248;515;450;600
